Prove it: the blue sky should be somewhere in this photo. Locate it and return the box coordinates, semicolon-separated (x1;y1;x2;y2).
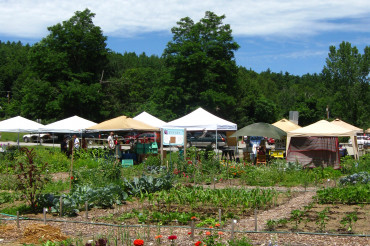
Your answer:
0;0;369;76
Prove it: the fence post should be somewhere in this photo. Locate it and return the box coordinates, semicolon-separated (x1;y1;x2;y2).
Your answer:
60;196;63;217
231;219;235;240
191;220;195;241
218;208;222;224
43;207;47;224
85;201;88;219
254;208;258;231
16;211;20;228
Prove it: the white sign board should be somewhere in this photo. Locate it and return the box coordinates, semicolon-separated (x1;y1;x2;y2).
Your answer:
162;128;185;146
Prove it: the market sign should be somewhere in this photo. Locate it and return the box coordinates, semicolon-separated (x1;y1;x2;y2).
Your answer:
162;128;185;146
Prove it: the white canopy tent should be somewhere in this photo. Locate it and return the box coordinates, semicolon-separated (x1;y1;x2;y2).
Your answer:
42;115;96;133
133;111;167;128
0;116;44;132
0;116;45;147
164;107;237;131
287;120;358;160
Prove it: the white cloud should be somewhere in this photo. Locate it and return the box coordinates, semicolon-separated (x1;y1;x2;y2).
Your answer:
0;0;369;39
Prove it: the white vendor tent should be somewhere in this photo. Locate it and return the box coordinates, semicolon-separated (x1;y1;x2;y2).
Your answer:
42;115;96;133
0;116;44;132
164;107;237;131
134;112;167;128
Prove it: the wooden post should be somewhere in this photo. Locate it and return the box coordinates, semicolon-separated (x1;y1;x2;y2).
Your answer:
231;220;235;240
85;201;88;219
16;211;19;228
60;196;63;217
254;208;258;231
191;220;195;241
43;207;46;224
69;144;74;190
218;208;222;224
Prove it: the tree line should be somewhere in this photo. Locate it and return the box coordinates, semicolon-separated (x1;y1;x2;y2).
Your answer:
0;9;369;129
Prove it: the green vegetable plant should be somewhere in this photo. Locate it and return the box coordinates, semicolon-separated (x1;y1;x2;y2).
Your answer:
340;211;358;233
290;209;304;230
315;207;330;232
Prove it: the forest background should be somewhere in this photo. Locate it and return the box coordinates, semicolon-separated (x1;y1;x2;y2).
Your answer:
0;9;369;129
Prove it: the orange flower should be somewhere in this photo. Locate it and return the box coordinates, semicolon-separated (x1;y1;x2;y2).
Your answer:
155;235;162;239
215;223;220;227
205;231;211;236
218;231;223;235
191;216;197;220
209;226;213;229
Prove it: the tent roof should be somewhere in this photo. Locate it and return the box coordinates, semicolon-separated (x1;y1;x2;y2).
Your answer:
272;118;301;132
331;118;363;133
165;107;237;131
288;120;354;137
42;115;96;133
0;116;44;132
87;115;159;131
133;111;166;128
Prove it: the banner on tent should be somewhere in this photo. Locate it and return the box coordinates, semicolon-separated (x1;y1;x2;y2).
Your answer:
162;128;185;146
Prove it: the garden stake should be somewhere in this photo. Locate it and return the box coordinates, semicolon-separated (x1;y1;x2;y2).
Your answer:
254;208;258;231
218;208;222;225
60;196;63;217
191;220;195;240
85;201;88;219
231;219;235;240
43;207;46;224
16;211;19;228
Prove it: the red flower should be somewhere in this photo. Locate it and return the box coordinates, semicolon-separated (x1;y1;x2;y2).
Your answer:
188;160;193;164
133;239;144;246
168;235;177;240
215;223;220;227
206;231;211;236
188;232;192;235
195;241;202;246
191;216;197;220
71;176;74;180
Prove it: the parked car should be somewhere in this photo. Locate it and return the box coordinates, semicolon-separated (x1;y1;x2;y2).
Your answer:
348;135;370;147
23;133;58;143
187;131;227;148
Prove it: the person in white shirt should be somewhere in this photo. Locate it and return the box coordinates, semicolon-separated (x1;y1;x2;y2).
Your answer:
108;132;115;150
73;135;80;149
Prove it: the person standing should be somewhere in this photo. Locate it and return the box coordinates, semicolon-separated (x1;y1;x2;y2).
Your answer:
108;132;115;150
73;134;80;149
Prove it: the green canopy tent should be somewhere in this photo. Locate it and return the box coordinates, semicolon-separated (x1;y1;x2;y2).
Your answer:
230;122;287;139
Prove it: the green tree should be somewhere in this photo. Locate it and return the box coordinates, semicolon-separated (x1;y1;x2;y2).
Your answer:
322;41;370;128
22;9;109;121
162;11;239;120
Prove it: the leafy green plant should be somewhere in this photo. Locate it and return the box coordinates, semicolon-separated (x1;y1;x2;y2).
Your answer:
290;209;304;230
228;237;253;246
340;211;358;232
315;207;330;232
265;219;278;231
315;184;370;204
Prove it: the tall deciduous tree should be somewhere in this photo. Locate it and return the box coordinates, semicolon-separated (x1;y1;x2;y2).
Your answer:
162;11;239;120
322;41;370;127
23;9;108;121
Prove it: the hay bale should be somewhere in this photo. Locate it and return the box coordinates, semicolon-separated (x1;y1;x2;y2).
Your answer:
20;223;69;244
